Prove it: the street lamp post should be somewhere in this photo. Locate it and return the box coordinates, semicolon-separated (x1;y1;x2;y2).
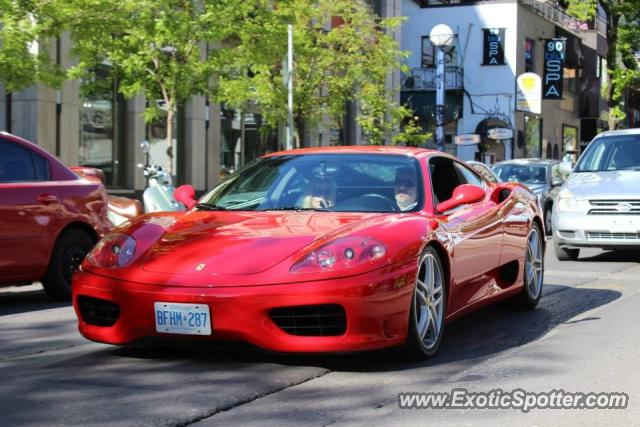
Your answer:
429;24;455;152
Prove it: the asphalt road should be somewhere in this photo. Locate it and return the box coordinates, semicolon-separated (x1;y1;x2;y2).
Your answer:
1;241;639;426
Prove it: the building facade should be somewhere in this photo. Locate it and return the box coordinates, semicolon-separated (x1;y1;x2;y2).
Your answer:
0;0;401;194
401;0;609;163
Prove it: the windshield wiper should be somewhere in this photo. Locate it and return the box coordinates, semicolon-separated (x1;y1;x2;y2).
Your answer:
195;202;228;211
260;206;331;212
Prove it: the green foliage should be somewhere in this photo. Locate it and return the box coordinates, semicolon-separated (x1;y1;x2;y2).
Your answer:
62;0;224;111
214;0;414;145
564;0;598;21
3;0;421;148
0;0;65;91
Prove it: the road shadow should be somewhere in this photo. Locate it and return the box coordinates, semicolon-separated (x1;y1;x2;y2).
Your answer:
98;283;620;373
578;249;640;263
0;284;68;317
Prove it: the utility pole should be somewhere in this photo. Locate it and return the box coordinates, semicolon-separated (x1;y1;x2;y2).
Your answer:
286;24;295;150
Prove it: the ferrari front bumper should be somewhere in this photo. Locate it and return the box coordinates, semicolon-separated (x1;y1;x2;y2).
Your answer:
72;263;417;353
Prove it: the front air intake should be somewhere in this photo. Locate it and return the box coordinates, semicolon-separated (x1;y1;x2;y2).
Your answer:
78;295;120;327
269;304;346;336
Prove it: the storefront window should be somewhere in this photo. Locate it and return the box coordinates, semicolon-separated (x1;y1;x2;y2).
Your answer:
421;36;457;68
562;124;578;163
79;65;116;185
524;39;535;73
219;106;277;180
524;115;542;158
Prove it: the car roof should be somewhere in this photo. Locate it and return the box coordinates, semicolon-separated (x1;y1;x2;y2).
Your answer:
595;128;640;138
263;146;441;159
494;158;558;166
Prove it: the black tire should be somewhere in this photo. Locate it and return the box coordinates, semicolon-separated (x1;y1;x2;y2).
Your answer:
42;229;95;301
553;238;579;261
402;246;447;359
511;223;544;310
544;204;552;236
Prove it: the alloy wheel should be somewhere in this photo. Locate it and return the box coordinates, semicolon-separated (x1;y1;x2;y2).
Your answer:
414;253;445;351
525;227;544;299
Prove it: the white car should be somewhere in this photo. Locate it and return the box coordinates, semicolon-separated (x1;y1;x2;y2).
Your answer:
552;129;640;260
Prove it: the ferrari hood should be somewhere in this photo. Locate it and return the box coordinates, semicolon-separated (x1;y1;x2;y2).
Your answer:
141;210;379;275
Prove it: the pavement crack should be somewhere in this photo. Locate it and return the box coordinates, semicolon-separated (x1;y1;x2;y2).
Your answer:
175;368;333;427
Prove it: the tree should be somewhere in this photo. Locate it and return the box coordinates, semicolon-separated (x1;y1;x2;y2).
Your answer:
0;1;64;92
60;0;230;175
566;0;640;129
212;0;426;146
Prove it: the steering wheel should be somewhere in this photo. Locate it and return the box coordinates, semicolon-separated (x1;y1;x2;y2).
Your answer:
358;193;398;212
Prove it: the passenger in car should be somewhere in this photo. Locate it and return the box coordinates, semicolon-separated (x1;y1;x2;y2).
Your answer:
395;167;418;211
300;177;336;209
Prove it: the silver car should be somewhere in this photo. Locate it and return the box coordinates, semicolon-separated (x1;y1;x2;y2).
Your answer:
552;129;640;260
493;159;564;234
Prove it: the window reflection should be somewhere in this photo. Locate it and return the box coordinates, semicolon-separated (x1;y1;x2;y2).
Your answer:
79;65;115;185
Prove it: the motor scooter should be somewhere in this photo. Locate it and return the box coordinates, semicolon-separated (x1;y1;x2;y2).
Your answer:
105;141;183;227
139;140;184;213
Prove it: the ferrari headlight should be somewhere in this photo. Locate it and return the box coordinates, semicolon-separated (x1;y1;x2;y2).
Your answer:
85;233;137;269
290;237;387;274
555;189;582;213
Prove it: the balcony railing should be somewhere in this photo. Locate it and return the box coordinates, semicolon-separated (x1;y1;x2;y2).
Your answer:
521;0;588;36
402;66;463;91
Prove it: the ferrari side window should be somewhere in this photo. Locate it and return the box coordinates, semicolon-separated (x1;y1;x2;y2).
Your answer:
429;157;464;203
453;162;484;188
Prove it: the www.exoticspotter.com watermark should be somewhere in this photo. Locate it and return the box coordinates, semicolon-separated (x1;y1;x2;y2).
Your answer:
398;389;629;413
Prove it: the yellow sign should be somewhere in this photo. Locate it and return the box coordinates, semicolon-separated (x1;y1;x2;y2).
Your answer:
516;73;541;114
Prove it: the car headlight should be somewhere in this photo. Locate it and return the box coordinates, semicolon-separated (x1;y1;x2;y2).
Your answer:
555;189;582;212
290;236;387;274
85;233;137;269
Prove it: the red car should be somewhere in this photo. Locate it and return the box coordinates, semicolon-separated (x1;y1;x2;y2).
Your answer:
73;147;544;358
0;132;110;300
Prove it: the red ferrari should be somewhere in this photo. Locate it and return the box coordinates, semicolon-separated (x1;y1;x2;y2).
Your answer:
73;147;545;358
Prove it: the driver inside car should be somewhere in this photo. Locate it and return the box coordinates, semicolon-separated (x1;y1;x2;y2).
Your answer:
300;177;336;209
394;167;418;211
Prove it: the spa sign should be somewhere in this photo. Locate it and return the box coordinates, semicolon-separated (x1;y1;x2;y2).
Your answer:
482;28;506;66
543;38;566;99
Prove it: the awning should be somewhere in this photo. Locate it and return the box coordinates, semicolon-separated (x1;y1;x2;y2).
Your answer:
475;117;510;137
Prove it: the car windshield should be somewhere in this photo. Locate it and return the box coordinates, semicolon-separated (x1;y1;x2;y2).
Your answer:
575;135;640;172
199;154;423;213
493;164;548;184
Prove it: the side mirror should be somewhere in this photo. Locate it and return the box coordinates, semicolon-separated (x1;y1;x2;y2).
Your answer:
559;161;572;178
437;184;485;213
174;185;197;210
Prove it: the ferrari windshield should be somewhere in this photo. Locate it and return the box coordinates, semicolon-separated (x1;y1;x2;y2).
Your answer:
575;135;640;172
493;164;548;184
200;154;423;213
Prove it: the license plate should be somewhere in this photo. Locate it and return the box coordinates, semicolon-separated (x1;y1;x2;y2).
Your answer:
154;302;211;335
609;219;639;233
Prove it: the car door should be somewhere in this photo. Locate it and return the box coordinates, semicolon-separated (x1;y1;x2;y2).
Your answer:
430;157;504;313
0;139;60;283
